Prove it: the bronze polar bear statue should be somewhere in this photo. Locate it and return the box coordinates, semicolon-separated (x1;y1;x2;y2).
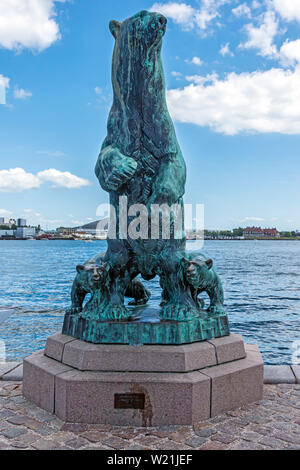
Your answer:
92;10;192;321
66;254;150;316
66;10;226;323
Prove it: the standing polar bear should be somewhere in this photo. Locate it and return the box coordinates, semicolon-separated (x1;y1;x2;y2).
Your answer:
91;10;199;321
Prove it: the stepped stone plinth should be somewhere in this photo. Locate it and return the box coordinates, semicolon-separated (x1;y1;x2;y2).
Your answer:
23;333;263;426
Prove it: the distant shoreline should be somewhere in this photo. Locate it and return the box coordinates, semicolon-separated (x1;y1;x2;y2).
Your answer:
1;237;300;242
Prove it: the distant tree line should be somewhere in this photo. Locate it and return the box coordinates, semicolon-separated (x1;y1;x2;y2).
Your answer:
203;228;300;239
204;228;244;238
280;231;300;238
0;224;17;230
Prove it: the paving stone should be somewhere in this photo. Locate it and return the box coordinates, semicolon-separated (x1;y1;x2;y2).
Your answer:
259;436;288;449
152;439;193;450
211;432;237;444
168;430;194;443
1;427;28;439
160;440;193;450
61;423;88;433
125;444;149;450
65;437;89;449
194;428;217;438
80;430;111;443
185;436;207;448
0;363;20;379
2;365;23;381
111;429;140;440
264;366;296;384
0;409;14;419
6;414;28;425
31;438;61;450
0;382;298;451
241;431;263;442
193;421;211;430
103;436;131;449
37;426;57;437
272;432;300;445
199;441;229;450
12;432;39;448
133;436;161;447
231;440;266;450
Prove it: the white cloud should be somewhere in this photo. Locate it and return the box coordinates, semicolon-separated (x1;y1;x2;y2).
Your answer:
150;2;195;30
0;0;66;51
0;209;12;216
279;39;300;67
23;209;41;217
240;10;279;58
219;42;234;56
37;169;91;189
95;86;103;95
150;1;231;32
167;67;300;135
171;71;183;77
190;56;203;66
0;168;41;192
272;0;300;23
0;167;91;192
185;72;218;84
0;74;10;104
14;87;32;100
185;56;203;66
252;1;261;8
232;3;252;18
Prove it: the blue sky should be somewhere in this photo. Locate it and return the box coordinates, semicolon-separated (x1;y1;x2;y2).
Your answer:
1;0;300;230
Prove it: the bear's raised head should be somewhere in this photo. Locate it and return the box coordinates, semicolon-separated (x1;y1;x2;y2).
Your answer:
183;256;213;289
109;10;167;104
76;257;110;291
110;10;167;53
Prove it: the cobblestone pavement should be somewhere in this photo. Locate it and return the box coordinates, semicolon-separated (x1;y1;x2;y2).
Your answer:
0;382;299;450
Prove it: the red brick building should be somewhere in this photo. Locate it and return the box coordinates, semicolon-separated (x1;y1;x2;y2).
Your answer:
243;227;280;238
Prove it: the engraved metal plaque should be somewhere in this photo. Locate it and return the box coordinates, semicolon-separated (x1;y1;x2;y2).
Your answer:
114;393;145;409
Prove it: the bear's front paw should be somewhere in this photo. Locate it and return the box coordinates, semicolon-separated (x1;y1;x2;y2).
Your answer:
103;304;130;321
102;150;137;191
161;302;198;322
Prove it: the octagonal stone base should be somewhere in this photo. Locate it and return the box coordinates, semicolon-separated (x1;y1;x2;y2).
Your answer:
23;334;263;426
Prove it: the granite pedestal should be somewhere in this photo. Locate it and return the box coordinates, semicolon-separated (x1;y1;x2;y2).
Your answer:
23;333;263;426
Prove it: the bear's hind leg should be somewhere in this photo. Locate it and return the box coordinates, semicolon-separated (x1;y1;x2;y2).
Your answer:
126;278;151;306
66;280;87;315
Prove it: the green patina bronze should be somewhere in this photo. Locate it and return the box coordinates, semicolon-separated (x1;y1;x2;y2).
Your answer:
62;10;230;343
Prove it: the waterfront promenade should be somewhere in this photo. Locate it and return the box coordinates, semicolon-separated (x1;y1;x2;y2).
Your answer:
0;379;299;450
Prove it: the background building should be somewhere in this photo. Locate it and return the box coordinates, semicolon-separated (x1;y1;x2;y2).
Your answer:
16;227;36;239
0;230;15;238
243;227;280;238
17;218;27;227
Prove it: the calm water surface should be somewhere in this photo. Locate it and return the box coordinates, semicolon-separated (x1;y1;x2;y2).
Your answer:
0;239;299;364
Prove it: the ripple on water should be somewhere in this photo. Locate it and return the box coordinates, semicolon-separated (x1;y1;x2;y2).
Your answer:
0;239;299;364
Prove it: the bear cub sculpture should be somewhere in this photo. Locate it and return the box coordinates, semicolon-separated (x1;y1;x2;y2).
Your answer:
66;253;151;315
182;253;225;315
